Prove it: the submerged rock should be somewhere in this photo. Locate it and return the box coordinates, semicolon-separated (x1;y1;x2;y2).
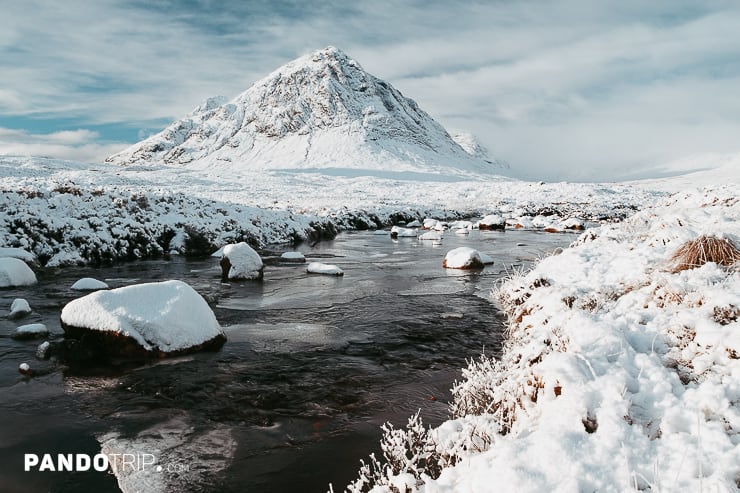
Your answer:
60;280;226;359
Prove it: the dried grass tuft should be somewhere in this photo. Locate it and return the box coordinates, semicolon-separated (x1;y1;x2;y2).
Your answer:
670;235;740;272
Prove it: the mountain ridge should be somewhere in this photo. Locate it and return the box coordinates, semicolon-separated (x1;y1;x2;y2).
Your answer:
106;46;506;179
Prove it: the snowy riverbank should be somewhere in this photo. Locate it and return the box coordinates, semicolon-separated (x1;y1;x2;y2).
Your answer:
0;156;661;266
345;185;740;492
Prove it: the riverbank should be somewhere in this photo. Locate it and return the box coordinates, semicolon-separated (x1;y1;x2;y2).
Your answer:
0;156;661;267
345;185;740;492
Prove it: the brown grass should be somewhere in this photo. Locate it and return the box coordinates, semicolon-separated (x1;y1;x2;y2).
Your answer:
670;235;740;272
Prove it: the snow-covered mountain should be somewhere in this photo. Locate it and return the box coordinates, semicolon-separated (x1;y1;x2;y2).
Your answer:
106;47;505;178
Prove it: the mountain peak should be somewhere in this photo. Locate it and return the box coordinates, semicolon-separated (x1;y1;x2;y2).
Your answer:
106;47;505;178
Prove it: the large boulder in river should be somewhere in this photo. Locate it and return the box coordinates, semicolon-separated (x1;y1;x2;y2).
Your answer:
477;214;506;231
443;247;485;270
60;280;226;358
220;242;264;281
0;258;37;287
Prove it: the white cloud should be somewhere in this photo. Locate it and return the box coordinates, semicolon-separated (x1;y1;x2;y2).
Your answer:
0;127;126;163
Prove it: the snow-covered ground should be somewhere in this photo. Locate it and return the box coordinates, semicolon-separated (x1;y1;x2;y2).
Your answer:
0;155;661;266
343;185;740;492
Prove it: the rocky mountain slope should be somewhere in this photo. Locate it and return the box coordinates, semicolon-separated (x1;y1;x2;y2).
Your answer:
106;47;505;178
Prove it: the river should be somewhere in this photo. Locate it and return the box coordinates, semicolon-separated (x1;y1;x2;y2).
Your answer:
0;229;572;492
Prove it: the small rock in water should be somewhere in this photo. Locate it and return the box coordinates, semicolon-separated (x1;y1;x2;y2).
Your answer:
71;277;110;290
13;323;49;340
441;312;464;320
19;362;32;376
280;252;306;263
307;262;344;276
36;341;51;360
8;298;32;319
443;247;485;270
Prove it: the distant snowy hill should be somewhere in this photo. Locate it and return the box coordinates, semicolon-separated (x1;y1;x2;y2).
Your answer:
106;47;506;179
629;152;740;192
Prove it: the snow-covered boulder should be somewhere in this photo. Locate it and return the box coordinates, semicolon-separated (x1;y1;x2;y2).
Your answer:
0;247;38;266
442;247;485;270
454;228;470;235
477;214;505;231
390;226;417;239
60;280;226;358
532;215;555;228
449;220;473;230
307;262;344;276
0;258;37;287
280;251;306;263
562;217;585;230
19;362;32;376
423;218;439;229
406;220;422;228
71;278;109;290
8;298;32;319
418;231;442;241
13;323;48;340
509;216;534;229
220;242;263;281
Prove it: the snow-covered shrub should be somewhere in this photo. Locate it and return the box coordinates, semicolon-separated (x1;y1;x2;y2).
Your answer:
346;412;455;493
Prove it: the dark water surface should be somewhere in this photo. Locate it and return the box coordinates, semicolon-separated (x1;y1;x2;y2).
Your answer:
0;230;571;492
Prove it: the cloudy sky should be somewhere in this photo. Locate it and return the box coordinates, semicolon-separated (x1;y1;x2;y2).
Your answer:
1;0;739;181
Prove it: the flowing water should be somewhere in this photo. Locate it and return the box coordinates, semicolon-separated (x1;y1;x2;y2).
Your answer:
0;229;571;492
